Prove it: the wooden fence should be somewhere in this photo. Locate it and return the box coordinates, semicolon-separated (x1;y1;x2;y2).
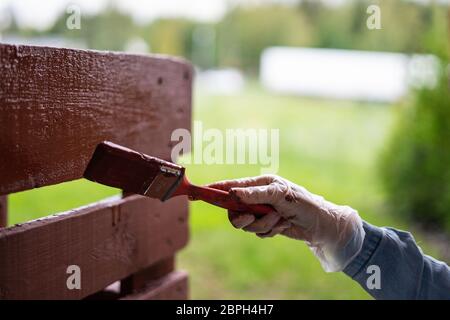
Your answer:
0;43;192;299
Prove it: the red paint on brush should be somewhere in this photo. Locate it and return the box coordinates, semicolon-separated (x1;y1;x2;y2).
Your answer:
84;141;273;216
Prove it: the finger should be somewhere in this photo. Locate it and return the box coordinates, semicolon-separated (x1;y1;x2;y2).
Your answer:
257;220;292;238
230;184;282;205
243;211;280;234
206;175;276;191
228;211;255;229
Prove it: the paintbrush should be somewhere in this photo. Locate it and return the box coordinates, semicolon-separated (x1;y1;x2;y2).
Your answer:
83;141;273;216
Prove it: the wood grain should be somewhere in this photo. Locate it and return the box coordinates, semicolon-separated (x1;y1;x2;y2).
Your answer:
0;194;189;299
0;44;192;195
120;271;188;300
0;196;6;227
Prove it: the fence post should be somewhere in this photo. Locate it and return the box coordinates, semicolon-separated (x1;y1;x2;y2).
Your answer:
0;195;7;227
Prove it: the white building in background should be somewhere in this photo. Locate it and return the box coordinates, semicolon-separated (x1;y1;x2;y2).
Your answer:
196;68;245;95
260;47;438;102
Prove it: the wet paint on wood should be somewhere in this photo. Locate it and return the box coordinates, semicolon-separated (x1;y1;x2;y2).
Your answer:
0;43;192;195
121;256;175;295
0;195;188;299
120;271;188;300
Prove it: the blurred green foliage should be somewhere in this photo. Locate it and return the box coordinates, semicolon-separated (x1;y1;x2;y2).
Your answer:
381;67;450;231
380;6;450;232
215;5;315;72
2;0;447;72
57;6;135;51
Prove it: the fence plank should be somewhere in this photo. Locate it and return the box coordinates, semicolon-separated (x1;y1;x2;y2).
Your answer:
0;43;192;195
120;271;188;300
0;196;6;227
121;256;175;295
0;194;188;299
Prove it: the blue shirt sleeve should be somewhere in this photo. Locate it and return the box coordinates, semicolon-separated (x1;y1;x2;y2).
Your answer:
343;221;450;299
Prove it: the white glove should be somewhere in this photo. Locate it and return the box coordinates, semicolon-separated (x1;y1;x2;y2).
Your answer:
208;175;365;272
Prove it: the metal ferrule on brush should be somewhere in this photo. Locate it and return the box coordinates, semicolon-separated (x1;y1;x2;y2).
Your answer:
144;165;185;201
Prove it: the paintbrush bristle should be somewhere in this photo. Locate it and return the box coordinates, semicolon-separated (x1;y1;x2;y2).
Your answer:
83;141;185;201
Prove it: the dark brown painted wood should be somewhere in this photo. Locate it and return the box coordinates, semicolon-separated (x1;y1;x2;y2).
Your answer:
84;289;122;300
120;271;188;300
121;256;175;295
85;257;177;299
83;281;122;300
0;43;192;195
0;196;7;227
0;194;188;299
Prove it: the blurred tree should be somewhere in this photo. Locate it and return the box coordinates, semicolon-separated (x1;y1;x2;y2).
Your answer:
362;0;431;53
191;24;217;69
49;3;136;51
143;18;196;58
2;0;444;73
380;4;450;232
216;5;316;72
312;0;432;53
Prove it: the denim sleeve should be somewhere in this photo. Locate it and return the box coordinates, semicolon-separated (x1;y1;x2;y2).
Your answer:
343;221;450;299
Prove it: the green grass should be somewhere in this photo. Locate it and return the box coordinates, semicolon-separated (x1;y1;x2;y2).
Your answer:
179;85;396;299
8;180;120;225
7;84;436;299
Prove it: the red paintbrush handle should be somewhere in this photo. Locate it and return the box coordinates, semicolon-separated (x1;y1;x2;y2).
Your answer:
189;185;274;216
173;177;274;217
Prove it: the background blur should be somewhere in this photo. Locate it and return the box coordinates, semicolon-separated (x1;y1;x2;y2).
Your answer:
1;0;449;299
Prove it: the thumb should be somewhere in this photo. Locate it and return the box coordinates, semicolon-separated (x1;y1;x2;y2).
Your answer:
230;185;279;205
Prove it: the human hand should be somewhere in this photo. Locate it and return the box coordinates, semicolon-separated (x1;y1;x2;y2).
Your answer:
208;175;365;272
